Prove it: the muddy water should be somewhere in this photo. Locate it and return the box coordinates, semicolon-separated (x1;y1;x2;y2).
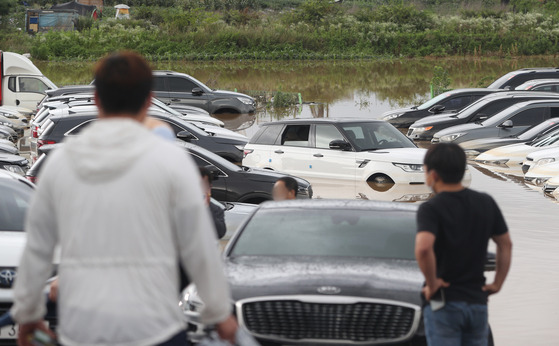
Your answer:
37;57;559;344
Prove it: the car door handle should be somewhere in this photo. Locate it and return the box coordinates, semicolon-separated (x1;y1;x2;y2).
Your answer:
313;153;324;157
274;150;284;154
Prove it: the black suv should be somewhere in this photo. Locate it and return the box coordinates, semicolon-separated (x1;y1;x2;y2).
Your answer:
152;71;256;114
382;88;501;129
37;109;248;163
488;67;559;90
408;91;559;141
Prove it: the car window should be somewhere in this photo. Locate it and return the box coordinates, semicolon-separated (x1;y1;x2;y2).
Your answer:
159;119;184;134
187;152;228;176
441;95;472;110
168;77;198;93
473;99;515;120
19;77;49;93
253;125;283;145
153;77;167;92
341;122;415;151
532;85;557;92
231;209;416;259
0;180;33;232
508;107;547;126
416;92;454;110
315;124;345;149
66;119;94;136
8;77;16;92
281;125;310;147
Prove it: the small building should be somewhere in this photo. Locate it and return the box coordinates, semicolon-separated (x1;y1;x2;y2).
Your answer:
114;4;130;19
51;0;100;18
26;9;79;34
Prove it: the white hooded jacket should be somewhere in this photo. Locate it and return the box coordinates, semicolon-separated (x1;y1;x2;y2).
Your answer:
11;118;231;346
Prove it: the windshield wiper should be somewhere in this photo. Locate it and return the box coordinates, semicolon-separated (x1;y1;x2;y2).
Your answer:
410;106;418;110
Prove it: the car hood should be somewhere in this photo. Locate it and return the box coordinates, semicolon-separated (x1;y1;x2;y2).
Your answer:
167;104;210;117
412;113;461;127
461;137;524;151
225;256;423;306
527;146;559;160
0;231;26;267
381;107;416;117
476;143;534;163
434;123;481;138
213;90;254;101
358;148;427;164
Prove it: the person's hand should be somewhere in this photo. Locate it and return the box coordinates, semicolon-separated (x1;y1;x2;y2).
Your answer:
482;282;502;295
215;315;238;344
17;320;55;346
48;278;58;302
422;278;450;301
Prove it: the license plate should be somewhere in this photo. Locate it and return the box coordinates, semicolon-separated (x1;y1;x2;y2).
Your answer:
0;324;18;339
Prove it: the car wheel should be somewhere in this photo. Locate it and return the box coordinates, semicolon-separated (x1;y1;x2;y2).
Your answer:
367;174;395;192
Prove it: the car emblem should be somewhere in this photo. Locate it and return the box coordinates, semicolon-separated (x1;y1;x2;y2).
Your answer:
317;286;341;295
0;269;17;288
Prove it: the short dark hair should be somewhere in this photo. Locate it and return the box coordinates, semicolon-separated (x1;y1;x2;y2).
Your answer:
277;176;298;196
94;51;153;114
199;166;213;183
424;143;466;184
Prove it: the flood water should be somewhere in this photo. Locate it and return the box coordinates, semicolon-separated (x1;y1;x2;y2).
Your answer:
37;57;559;344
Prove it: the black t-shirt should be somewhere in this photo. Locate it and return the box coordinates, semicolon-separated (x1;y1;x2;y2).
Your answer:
416;188;508;304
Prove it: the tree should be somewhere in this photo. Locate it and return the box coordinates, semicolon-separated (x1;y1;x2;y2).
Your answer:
0;0;18;17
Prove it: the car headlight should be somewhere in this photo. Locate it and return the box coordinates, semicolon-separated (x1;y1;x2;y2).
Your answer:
536;158;555;166
234;144;245;151
410;126;433;134
382;113;404;121
0;112;18;119
3;165;25;175
237;97;254;105
393;163;424;172
0;121;13;128
464;150;480;158
440;133;466;142
179;284;204;314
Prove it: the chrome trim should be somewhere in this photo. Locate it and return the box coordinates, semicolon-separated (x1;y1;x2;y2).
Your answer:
235;295;421;345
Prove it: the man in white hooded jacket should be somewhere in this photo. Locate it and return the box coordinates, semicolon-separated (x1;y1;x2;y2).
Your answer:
11;52;238;346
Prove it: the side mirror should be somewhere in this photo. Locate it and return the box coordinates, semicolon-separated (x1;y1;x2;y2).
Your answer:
485;252;496;272
192;87;204;96
329;139;351;151
504;86;512;90
499;120;514;129
177;130;196;141
428;104;446;114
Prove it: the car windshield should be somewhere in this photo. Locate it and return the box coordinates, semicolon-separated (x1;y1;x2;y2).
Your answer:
518;119;559;140
487;72;516;89
532;128;559;147
340;122;416;151
417;91;455;110
0;179;33;232
189;146;242;172
152;98;184;117
231;208;416;260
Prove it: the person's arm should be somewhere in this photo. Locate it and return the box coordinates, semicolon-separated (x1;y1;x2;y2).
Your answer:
11;159;59;344
170;152;237;341
483;232;512;295
415;231;449;300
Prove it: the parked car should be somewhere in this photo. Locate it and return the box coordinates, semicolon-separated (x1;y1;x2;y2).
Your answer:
210;198;257;242
461;117;559;157
474;128;559;174
35;109;248;163
522;146;559;174
514;79;559;92
0;153;28;176
0;125;17;143
243;119;430;192
524;160;559;186
0;140;18;156
432;100;559;144
151;70;256;114
487;67;559;90
382;88;500;128
180;141;312;203
181;199;496;345
408;91;559;141
543;175;559;196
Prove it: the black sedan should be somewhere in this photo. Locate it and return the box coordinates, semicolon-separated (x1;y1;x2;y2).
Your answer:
382;89;499;128
461;117;559;157
181;200;495;345
179;142;312;203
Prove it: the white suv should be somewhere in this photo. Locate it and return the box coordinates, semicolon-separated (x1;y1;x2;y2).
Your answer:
242;119;428;195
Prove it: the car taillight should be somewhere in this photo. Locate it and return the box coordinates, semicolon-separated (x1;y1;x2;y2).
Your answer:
26;175;37;184
243;149;254;158
32;126;38;138
37;139;55;148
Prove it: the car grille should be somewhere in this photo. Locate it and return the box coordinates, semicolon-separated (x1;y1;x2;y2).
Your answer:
544;184;557;194
522;164;530;174
238;297;419;344
407;129;413;136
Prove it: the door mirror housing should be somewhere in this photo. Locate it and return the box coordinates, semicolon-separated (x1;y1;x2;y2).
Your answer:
428;104;446;114
192;87;204;96
329;139;352;151
499;120;514;128
177;130;196;141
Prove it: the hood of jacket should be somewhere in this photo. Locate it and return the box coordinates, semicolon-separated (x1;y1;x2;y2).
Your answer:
64;117;157;183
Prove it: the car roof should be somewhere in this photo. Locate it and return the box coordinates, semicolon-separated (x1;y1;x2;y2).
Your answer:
506;99;559;108
518;78;559;85
258;199;418;212
260;118;384;126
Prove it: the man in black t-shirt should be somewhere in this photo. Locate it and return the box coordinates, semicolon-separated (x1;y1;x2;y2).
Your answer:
415;143;512;346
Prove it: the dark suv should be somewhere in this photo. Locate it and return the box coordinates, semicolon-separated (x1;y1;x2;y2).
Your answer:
152;71;256;114
37;110;248;163
408;91;559;141
488;67;559;90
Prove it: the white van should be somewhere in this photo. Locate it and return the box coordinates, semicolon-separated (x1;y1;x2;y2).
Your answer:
0;52;57;111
